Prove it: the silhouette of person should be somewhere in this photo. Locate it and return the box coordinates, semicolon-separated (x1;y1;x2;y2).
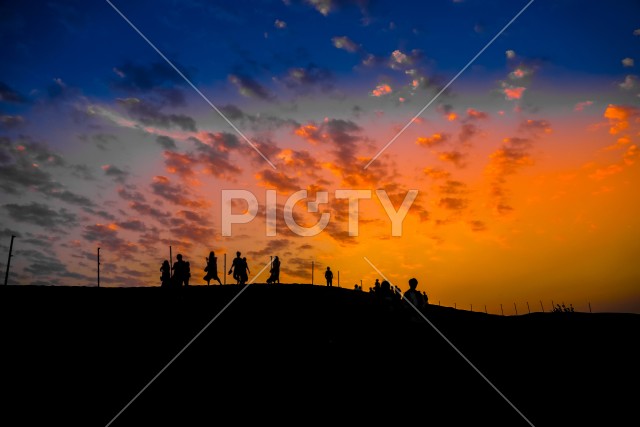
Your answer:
172;254;187;288
184;261;191;287
240;257;250;285
325;266;333;287
267;256;281;284
404;278;426;311
160;260;171;288
374;278;380;294
228;251;242;284
203;251;222;285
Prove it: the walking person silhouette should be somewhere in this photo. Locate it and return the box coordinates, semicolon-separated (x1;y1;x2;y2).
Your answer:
203;251;222;285
172;254;188;288
325;266;333;287
228;251;243;284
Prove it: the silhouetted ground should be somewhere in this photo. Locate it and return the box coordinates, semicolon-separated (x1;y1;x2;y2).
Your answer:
1;284;638;426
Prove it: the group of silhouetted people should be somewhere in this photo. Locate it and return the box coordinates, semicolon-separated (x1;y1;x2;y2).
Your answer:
160;251;282;287
160;254;191;288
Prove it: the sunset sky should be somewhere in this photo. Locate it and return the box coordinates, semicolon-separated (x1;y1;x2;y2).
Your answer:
1;0;640;313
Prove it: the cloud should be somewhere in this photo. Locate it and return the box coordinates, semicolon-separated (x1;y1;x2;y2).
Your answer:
423;167;451;180
371;83;392;97
505;50;516;59
438;197;468;211
117;219;147;232
274;19;287;29
156;135;177;149
501;84;526;100
247;239;290;258
468;220;487;232
281;63;334;94
436;150;466;168
622;58;635;68
574;101;594;112
332;36;360;53
110;60;189;106
82;224;138;257
619;75;639;91
4;202;77;229
102;164;129;183
0;115;25;130
603;104;639;135
634;29;640;36
228;74;274;101
416;133;449;147
518;119;552;136
150;175;209;208
116;97;197;132
255;169;301;194
0;81;29;104
0;137;94;207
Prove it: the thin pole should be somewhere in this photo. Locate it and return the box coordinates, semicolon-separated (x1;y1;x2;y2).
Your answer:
97;247;100;288
527;301;530;314
169;246;173;279
588;301;592;313
470;304;473;312
454;302;456;309
311;260;314;285
484;305;487;314
337;271;340;287
500;304;504;316
514;302;518;315
224;254;227;285
4;235;16;286
540;300;544;312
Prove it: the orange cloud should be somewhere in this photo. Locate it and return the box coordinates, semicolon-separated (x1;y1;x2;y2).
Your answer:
416;133;448;147
502;86;526;100
423;167;451;180
574;101;594;112
294;123;322;143
624;144;639;165
604;104;640;135
371;83;392;97
437;150;466;168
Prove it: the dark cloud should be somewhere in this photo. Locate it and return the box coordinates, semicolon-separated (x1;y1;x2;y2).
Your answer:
110;60;190;106
102;164;129;183
0;81;29;104
150;175;208;208
438;197;468;211
118;186;147;202
4;202;77;228
117;219;147;232
116;97;197;132
82;224;138;257
0;115;25;129
281;63;334;94
228;73;275;101
247;239;290;258
156;135;177;150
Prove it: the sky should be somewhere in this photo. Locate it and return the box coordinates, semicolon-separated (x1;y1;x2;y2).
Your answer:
1;0;640;314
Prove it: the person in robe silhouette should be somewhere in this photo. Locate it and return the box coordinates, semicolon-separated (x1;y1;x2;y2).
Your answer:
325;266;333;287
228;251;242;284
160;260;171;288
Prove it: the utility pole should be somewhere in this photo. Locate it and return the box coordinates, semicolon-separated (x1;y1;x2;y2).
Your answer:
540;300;544;312
527;301;530;314
337;271;340;287
311;260;314;285
97;247;100;288
500;304;504;316
514;302;518;315
4;235;16;286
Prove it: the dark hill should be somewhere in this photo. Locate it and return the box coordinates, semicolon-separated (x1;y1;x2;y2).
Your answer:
1;284;638;426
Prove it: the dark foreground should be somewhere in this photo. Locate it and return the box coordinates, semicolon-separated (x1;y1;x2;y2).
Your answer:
1;284;638;426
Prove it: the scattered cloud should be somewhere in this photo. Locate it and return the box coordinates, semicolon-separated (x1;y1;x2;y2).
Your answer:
622;58;634;68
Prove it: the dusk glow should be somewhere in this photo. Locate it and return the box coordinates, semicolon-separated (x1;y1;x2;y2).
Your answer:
2;0;640;313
